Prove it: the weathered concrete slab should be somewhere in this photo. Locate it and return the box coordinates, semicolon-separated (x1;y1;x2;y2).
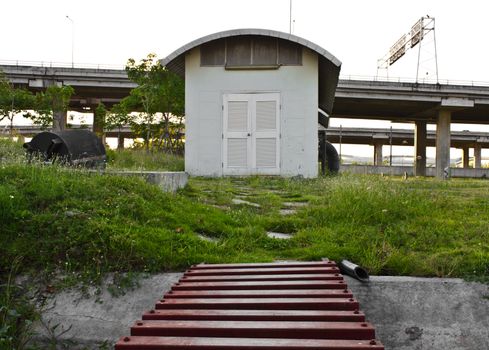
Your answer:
266;231;293;239
197;233;218;242
282;201;308;207
231;198;261;207
279;208;297;215
347;276;489;350
31;273;182;349
30;273;489;349
109;171;188;192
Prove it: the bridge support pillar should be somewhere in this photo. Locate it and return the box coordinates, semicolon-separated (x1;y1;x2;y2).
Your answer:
374;142;383;166
118;134;125;150
474;144;482;168
462;147;470;168
414;121;427;176
436;110;451;179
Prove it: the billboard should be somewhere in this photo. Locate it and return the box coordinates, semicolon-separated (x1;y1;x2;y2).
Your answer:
388;35;406;65
410;18;424;48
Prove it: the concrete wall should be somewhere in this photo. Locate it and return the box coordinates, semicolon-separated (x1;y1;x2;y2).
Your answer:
347;276;489;350
31;274;489;349
108;171;189;192
185;47;318;177
341;164;489;178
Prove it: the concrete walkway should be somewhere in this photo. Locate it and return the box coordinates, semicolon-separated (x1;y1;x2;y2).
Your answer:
31;274;489;349
347;276;489;350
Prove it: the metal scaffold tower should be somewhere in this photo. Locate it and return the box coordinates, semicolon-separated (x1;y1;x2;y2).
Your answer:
377;16;439;83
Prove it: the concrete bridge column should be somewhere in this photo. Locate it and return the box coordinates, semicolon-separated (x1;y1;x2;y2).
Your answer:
414;121;427;176
462;147;470;168
436;110;451;179
374;142;383;166
474;144;482;168
117;134;125;150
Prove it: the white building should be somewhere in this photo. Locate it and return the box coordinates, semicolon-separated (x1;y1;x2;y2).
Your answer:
161;29;341;177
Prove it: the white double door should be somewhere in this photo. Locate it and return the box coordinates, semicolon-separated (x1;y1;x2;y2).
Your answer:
223;93;280;175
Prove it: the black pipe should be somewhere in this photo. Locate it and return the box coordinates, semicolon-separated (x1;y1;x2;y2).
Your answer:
338;260;370;282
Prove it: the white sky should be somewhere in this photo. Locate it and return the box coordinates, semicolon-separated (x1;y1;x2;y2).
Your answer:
2;0;489;159
2;0;488;81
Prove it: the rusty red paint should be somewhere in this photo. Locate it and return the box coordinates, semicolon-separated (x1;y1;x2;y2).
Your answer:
184;267;340;276
130;320;376;339
190;261;337;269
115;336;384;349
155;297;359;310
164;289;354;299
115;260;384;350
172;280;347;290
141;309;366;322
180;274;343;282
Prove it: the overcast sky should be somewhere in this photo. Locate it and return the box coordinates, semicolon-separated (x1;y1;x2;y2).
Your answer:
2;0;488;82
2;0;488;158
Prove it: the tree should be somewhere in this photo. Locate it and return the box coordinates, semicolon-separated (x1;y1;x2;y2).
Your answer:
30;85;74;130
124;53;184;152
0;71;35;136
107;101;131;150
93;102;107;139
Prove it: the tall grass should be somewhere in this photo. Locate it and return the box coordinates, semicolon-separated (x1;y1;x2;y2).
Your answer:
0;137;487;279
0;257;37;349
106;148;184;171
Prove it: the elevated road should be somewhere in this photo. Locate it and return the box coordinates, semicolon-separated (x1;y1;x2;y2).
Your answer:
1;64;135;110
3;64;489;123
3;63;489;176
334;79;489;124
324;127;489;148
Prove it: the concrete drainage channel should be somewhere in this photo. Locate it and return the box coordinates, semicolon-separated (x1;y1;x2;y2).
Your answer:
32;268;489;349
115;261;384;349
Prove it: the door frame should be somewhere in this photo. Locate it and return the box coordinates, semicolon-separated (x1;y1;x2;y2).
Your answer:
222;92;281;175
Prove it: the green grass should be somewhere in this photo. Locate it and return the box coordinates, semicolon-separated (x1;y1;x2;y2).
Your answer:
0;139;488;280
0;138;25;165
186;175;489;278
106;148;184;171
1;138;489;347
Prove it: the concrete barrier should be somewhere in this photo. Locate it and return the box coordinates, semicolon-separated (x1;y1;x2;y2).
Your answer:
347;276;489;350
340;164;489;178
109;171;189;192
30;274;489;350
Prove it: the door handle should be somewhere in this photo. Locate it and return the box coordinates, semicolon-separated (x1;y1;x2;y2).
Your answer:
247;133;251;136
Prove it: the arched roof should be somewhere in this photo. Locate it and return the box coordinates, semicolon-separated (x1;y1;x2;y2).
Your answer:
160;28;342;115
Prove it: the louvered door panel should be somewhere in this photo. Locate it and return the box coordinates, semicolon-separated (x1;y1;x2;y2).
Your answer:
223;95;251;175
253;94;280;173
227;139;248;167
256;138;276;167
256;101;277;131
228;102;248;131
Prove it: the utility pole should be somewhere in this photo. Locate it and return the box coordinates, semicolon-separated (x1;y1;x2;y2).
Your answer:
289;0;292;34
66;16;74;68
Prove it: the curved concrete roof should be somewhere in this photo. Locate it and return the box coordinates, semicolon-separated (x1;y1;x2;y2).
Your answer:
160;28;342;115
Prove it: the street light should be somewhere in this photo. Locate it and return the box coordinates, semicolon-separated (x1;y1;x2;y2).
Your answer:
65;15;74;68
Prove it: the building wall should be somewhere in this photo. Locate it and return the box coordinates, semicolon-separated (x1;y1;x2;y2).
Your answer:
185;47;318;177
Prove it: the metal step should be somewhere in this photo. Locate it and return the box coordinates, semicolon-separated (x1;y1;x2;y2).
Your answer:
115;261;384;349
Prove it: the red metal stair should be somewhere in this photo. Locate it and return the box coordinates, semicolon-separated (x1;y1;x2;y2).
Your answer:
115;261;384;349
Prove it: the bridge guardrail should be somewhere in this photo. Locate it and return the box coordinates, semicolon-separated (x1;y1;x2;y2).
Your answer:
0;59;126;71
339;74;489;87
2;60;489;87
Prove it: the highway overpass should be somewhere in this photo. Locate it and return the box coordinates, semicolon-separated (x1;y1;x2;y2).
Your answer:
2;62;489;177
